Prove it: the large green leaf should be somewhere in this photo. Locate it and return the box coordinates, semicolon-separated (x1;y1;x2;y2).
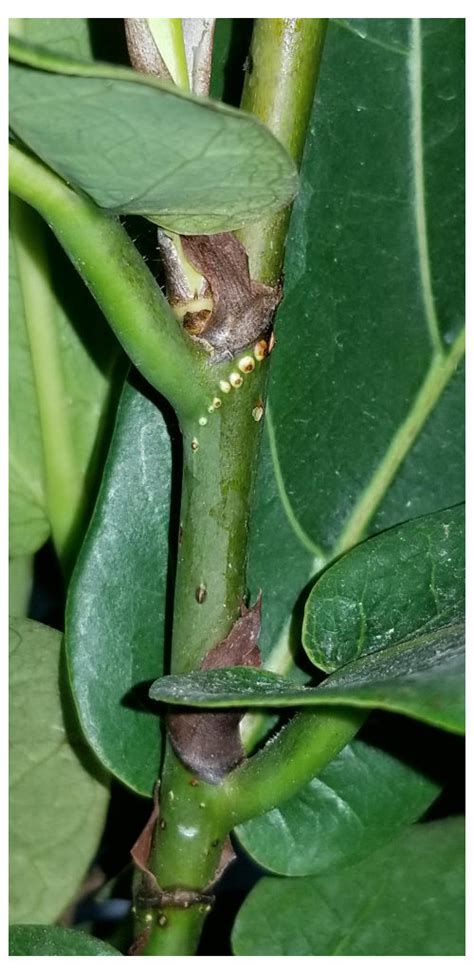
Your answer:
232;818;465;955
303;505;464;672
66;380;172;796
9;618;109;924
236;735;440;876
149;622;464;733
9;36;298;234
247;18;465;682
9;925;121;956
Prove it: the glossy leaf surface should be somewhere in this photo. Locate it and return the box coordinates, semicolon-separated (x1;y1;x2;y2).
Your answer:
9;37;298;234
150;622;464;732
247;18;465;681
66;381;172;795
303;505;464;672
9;619;109;924
236;735;440;876
9;925;121;956
232;818;465;955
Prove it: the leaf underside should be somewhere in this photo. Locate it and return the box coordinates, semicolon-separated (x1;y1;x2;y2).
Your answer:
9;618;109;924
149;622;465;733
9;36;298;234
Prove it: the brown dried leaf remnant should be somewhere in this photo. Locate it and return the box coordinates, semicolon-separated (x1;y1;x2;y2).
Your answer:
167;597;262;783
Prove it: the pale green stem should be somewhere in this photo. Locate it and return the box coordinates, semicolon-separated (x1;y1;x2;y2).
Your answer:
10;196;82;564
148;18;189;88
9;143;210;423
238;18;327;284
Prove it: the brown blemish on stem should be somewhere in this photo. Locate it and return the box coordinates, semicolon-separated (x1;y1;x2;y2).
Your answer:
181;234;281;362
167;598;262;783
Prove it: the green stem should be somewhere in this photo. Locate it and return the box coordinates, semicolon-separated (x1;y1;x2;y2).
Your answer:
238;18;327;284
223;707;366;825
172;367;267;675
141;746;228;956
147;18;189;88
9;143;208;422
10;197;82;564
138;18;329;956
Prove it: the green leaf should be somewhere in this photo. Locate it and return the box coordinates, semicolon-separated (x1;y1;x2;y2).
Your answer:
149;622;464;732
247;18;464;684
9;618;109;924
232;818;465;955
235;735;440;876
9;925;121;956
10;17;94;57
66;380;172;796
9;36;298;235
303;505;464;672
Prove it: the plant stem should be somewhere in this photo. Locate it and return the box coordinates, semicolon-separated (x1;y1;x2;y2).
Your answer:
147;18;189;88
223;707;366;825
139;18;329;956
140;745;228;956
9;144;208;422
172;368;267;675
238;18;327;284
10;197;83;565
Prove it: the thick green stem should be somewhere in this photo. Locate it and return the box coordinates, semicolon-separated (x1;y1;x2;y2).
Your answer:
9;143;207;421
139;18;329;956
140;746;228;956
238;18;327;284
172;367;267;674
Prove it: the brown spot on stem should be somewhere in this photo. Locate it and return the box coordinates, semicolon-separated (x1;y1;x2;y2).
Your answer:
181;234;281;362
167;598;262;783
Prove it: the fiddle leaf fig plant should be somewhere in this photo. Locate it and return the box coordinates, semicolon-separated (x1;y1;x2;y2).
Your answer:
9;17;464;957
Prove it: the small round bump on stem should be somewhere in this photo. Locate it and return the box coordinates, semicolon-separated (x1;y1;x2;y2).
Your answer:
238;355;255;373
212;397;222;409
198;416;208;426
229;371;243;388
254;339;268;361
219;380;231;394
191;438;199;451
